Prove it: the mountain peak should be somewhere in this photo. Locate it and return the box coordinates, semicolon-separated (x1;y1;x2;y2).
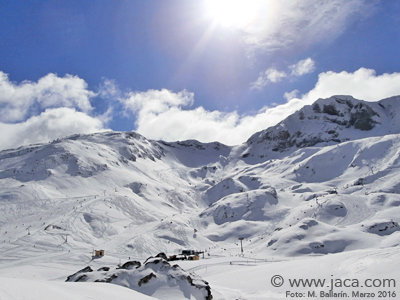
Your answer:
240;95;400;161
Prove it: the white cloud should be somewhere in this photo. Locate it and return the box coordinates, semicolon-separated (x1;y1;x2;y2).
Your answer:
125;68;400;146
297;68;400;104
121;91;304;145
3;67;400;151
241;0;376;54
250;68;287;90
251;58;315;90
284;90;300;101
265;69;287;83
98;78;120;99
0;72;94;122
0;72;108;151
0;108;106;151
290;58;316;77
123;89;194;116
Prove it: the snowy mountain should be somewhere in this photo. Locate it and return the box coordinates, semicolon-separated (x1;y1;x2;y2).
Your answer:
1;95;400;299
240;95;400;161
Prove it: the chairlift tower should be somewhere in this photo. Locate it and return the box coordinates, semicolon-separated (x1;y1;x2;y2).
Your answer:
238;237;244;256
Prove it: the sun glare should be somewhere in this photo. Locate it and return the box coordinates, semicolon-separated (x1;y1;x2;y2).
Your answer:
206;0;262;28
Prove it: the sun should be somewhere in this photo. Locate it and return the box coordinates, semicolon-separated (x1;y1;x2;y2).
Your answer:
206;0;263;28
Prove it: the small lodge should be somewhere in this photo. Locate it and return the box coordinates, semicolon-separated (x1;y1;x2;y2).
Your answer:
94;249;105;257
168;250;204;261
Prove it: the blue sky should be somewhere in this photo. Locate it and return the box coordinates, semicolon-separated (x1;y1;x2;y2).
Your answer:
1;0;400;150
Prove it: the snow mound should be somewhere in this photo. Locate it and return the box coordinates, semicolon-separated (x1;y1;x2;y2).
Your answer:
203;177;247;205
200;189;279;225
0;277;158;300
263;218;371;256
66;255;212;300
360;219;400;236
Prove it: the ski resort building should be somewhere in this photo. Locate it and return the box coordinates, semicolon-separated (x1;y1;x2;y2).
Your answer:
94;249;105;257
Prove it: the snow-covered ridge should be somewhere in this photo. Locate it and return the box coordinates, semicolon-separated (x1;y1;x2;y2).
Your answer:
240;95;400;161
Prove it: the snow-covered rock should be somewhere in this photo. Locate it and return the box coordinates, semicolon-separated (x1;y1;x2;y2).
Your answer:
66;255;212;300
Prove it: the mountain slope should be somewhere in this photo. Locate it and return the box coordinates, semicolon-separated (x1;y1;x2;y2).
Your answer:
0;95;400;298
239;95;400;162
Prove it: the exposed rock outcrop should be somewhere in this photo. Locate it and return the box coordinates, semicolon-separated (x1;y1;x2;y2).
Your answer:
66;256;212;300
